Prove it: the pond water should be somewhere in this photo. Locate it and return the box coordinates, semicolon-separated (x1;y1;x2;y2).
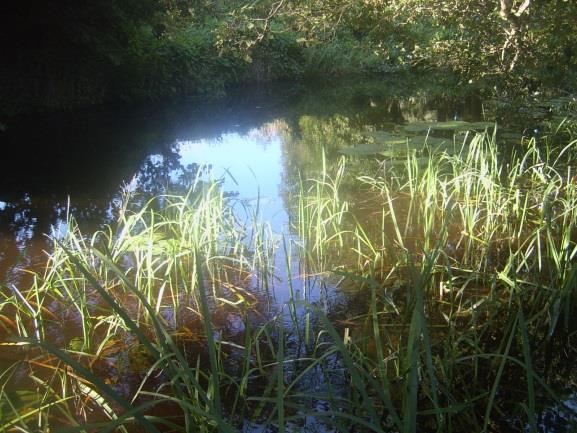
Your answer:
1;75;576;432
0;76;485;292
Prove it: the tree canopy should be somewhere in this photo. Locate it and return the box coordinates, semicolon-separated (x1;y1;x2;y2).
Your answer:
1;0;576;114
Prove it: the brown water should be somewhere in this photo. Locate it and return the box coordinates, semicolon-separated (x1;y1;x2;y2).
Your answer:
2;75;575;432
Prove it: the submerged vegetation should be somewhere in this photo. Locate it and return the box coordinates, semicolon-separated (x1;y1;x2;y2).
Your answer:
1;117;576;431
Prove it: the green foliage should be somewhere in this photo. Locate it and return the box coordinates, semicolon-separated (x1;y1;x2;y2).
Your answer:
394;0;577;82
114;24;243;99
2;0;576;115
248;31;305;81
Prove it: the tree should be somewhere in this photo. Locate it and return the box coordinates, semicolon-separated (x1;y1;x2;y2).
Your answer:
499;0;532;71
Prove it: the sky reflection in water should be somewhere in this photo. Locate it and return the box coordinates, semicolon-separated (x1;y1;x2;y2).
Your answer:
175;131;287;232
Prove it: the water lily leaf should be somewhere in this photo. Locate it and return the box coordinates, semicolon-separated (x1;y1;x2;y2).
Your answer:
499;132;523;143
365;131;399;142
340;135;451;157
383;157;430;167
339;144;389;156
366;131;434;147
379;138;410;146
404;121;494;133
406;136;449;147
378;149;418;158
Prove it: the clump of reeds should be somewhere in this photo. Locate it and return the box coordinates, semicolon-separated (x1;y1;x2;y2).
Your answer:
0;175;280;432
289;128;577;432
1;127;576;433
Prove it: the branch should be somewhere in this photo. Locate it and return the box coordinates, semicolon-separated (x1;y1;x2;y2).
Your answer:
514;0;532;17
499;0;513;20
255;0;286;42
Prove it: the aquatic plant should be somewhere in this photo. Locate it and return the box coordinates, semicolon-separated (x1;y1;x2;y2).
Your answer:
1;127;576;432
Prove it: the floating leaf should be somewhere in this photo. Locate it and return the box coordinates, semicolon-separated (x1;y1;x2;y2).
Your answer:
404;121;494;133
375;149;415;158
371;131;450;147
340;134;451;157
383;157;430;167
365;130;399;142
406;136;450;147
339;144;389;156
499;132;523;143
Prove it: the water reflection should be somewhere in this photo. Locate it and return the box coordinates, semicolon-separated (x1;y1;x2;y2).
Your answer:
0;76;484;288
175;124;288;231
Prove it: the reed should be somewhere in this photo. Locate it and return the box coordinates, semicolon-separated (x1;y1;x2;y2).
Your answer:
1;126;576;432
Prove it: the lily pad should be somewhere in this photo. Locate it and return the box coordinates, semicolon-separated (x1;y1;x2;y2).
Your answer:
340;135;451;157
499;132;523;142
403;121;495;133
384;157;430;167
339;144;390;156
406;135;450;147
364;130;399;142
378;149;419;158
366;130;448;147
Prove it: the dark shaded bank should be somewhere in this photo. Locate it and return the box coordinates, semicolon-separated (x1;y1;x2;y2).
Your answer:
0;0;228;115
0;1;303;117
2;0;577;118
